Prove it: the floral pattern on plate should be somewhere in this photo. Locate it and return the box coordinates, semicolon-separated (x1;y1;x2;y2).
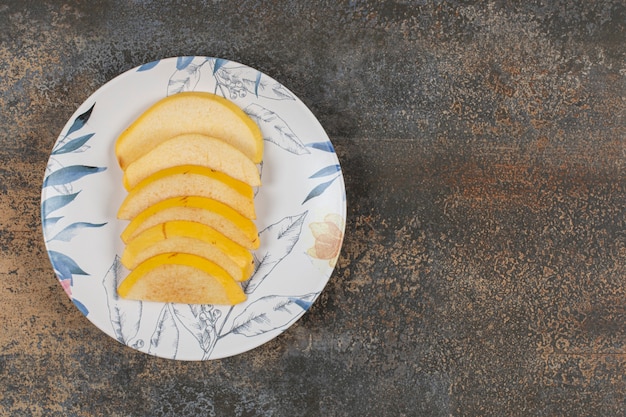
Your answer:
41;57;346;360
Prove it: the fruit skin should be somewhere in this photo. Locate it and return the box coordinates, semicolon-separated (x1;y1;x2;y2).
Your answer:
121;196;260;249
123;133;261;190
121;220;254;282
117;165;256;220
117;252;247;305
115;91;264;168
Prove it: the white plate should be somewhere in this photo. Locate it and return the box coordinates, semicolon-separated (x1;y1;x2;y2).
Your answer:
41;57;346;360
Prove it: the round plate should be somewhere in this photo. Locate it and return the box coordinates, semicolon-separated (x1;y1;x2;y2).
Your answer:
41;57;346;360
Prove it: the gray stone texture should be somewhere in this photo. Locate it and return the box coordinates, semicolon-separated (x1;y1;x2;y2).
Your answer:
1;1;625;416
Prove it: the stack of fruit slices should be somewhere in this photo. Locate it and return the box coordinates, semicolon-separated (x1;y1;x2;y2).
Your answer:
114;92;263;305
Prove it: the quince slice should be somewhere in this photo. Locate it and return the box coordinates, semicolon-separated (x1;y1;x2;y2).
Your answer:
117;252;246;305
123;134;261;190
117;165;255;220
115;91;263;169
121;220;254;282
120;196;259;249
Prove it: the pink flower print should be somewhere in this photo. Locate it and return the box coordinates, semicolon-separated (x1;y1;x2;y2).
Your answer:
307;214;344;267
59;279;72;298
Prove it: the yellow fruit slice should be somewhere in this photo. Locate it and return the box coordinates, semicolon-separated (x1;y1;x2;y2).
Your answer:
117;165;255;220
121;196;259;249
121;236;253;282
123;134;261;190
121;220;254;282
117;252;246;305
115;91;264;169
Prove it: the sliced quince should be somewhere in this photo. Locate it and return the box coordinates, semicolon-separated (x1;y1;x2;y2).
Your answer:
117;252;246;305
123;134;261;190
120;196;259;249
115;91;263;169
121;220;254;282
117;165;255;220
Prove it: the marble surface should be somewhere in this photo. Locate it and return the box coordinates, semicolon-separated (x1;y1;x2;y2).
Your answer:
1;1;625;415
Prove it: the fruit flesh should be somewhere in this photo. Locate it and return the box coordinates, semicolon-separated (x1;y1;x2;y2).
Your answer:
121;220;254;281
115;91;264;168
117;165;256;220
120;196;259;249
123;133;261;190
117;252;247;305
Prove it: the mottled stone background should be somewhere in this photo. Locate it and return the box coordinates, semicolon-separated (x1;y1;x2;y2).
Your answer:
1;1;625;416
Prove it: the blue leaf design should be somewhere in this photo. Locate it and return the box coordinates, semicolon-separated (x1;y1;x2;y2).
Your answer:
214;64;294;101
102;256;143;345
306;141;336;153
303;176;340;204
72;298;89;316
48;250;89;280
42;216;63;230
150;304;179;358
309;165;341;178
66;103;95;136
171;304;219;356
42;192;80;216
168;56;207;95
51;133;95;155
266;83;296;101
176;56;194;70
245;104;310;155
48;222;107;242
250;76;294;101
245;212;308;294
292;297;314;310
213;58;228;74
43;165;106;188
137;60;160;71
229;293;319;337
254;71;262;98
